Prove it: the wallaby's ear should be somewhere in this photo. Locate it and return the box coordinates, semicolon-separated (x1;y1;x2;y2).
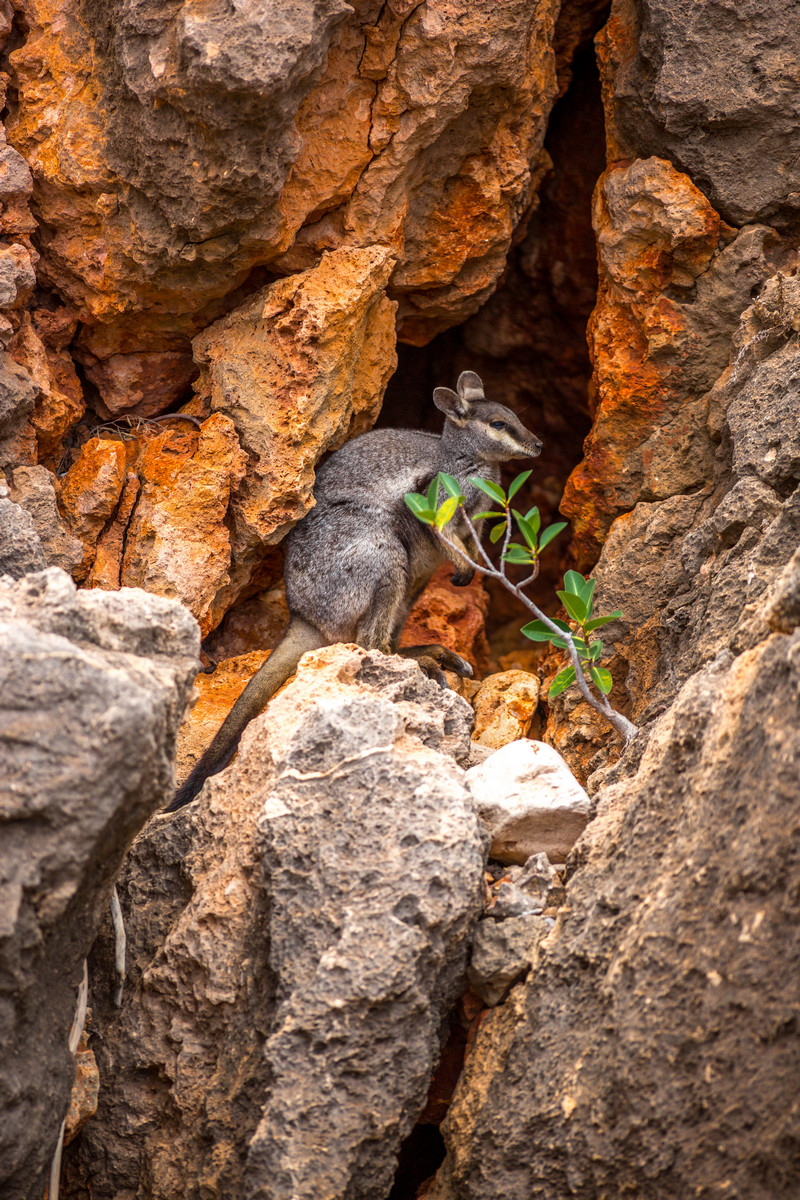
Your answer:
456;370;485;402
433;386;470;422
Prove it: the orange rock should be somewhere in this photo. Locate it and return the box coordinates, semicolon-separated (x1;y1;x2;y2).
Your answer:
176;651;271;784
400;564;490;674
561;158;729;565
64;1027;99;1145
194;245;397;605
7;311;85;466
472;670;541;748
8;0;562;387
87;468;140;589
58;437;127;580
119;415;248;635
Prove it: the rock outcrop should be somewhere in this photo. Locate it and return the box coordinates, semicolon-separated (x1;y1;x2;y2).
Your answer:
0;569;198;1198
66;646;486;1199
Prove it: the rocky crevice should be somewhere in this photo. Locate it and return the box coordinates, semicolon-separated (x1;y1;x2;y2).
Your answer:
1;0;799;1197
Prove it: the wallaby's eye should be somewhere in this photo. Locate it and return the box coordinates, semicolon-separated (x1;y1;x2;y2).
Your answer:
489;420;506;431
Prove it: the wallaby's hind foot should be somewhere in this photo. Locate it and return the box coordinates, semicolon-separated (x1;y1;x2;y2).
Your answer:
398;643;473;688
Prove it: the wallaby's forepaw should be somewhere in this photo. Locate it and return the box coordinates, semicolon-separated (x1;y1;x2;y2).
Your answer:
450;568;475;587
416;655;450;689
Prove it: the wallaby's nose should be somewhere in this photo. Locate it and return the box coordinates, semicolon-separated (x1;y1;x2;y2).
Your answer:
529;436;543;456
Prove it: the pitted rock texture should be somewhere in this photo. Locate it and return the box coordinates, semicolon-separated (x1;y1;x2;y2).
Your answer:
192;244;398;619
562;156;777;564
0;569;198;1199
428;637;800;1200
66;645;486;1199
8;0;562;400
598;0;800;230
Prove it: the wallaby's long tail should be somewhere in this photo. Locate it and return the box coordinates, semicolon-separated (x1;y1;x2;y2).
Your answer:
165;618;326;812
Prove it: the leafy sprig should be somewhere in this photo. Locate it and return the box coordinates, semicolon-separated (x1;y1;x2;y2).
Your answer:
403;471;636;743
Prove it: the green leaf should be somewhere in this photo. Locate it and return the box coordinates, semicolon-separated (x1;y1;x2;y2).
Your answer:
590;664;613;695
507;470;532;500
435;496;458;528
564;570;586;597
538;522;567;551
523;506;542;535
426;477;439;510
572;637;588;657
548;665;576;699
580;577;596;611
589;639;603;661
521;618;571;642
439;472;463;500
472;511;505;521
584;611;623;632
469;476;506;505
557;589;588;623
404;494;435;524
502;543;534;564
513;511;539;551
489;521;507;543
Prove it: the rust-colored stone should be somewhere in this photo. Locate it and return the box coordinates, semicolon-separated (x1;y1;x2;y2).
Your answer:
119;415;248;635
561;157;773;565
194;245;397;612
57;436;127;580
472;670;541;748
400;564;490;675
7;311;85;465
64;1027;99;1146
8;0;562;403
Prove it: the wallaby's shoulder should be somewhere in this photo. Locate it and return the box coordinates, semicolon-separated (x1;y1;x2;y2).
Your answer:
316;426;441;501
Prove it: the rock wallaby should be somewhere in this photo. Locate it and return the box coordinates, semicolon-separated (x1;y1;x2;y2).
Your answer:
167;371;542;810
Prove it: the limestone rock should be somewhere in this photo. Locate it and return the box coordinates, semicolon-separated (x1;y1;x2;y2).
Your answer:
561;157;775;564
471;670;541;748
58;436;127;580
193;245;397;610
9;0;561;394
8;464;83;574
430;637;800;1200
468;914;549;1006
598;0;800;229
0;350;40;472
68;645;485;1198
8;311;85;465
0;490;46;577
119;414;249;635
0;569;199;1198
466;739;589;865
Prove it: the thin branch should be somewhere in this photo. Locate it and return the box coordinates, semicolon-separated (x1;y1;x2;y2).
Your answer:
435;516;637;744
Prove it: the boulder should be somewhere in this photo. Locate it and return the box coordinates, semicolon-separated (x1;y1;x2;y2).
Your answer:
468;914;550;1007
466;740;590;865
68;645;486;1199
0;568;199;1199
471;670;541;748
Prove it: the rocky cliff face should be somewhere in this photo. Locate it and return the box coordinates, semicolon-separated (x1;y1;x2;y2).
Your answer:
1;0;799;1197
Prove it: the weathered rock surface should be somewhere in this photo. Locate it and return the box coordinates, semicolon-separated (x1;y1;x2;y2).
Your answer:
8;464;83;574
562;156;777;563
0;569;198;1199
429;636;800;1200
8;0;563;400
468;914;550;1007
598;0;800;230
467;739;590;866
471;670;541;748
192;245;398;619
67;645;486;1199
0;487;46;577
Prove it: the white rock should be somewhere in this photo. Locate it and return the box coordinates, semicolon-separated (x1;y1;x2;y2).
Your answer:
465;739;590;865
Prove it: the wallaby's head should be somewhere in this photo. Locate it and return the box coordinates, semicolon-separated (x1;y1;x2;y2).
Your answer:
433;371;543;462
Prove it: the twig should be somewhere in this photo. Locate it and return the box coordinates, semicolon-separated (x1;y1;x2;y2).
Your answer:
110;885;126;1008
442;511;637;744
48;961;89;1200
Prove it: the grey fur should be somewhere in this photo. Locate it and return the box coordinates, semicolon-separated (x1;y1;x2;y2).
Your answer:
167;372;542;810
